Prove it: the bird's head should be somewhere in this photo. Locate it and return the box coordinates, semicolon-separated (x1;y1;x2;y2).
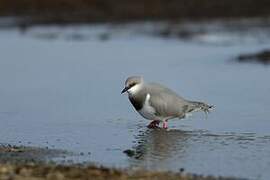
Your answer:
121;76;143;95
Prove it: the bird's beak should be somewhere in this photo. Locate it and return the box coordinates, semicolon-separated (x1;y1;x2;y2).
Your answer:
121;87;129;94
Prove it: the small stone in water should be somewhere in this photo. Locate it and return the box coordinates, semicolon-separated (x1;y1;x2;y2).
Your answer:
123;149;135;157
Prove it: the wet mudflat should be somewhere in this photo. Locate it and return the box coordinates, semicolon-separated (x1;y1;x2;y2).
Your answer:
0;144;68;164
0;19;270;179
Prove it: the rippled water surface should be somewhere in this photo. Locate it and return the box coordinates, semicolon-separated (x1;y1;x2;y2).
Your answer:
0;22;270;179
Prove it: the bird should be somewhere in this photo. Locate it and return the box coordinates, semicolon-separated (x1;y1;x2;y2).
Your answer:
121;76;213;129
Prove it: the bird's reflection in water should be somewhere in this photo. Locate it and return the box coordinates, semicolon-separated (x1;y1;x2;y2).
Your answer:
129;128;193;170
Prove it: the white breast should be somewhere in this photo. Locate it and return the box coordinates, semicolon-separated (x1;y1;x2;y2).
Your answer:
138;94;160;120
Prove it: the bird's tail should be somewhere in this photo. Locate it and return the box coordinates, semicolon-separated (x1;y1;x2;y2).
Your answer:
188;101;214;114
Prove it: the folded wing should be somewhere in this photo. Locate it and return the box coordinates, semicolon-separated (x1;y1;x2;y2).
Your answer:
147;83;190;119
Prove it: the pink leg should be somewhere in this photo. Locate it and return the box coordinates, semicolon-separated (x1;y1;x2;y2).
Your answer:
162;120;168;129
147;120;160;129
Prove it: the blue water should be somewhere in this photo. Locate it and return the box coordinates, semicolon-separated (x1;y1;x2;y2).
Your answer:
0;22;270;179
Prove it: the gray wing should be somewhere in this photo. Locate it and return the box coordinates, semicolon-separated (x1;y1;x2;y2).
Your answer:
146;83;190;118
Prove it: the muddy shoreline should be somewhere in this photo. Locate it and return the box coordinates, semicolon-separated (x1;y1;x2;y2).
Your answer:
1;0;270;26
0;163;241;180
237;50;270;64
0;145;241;179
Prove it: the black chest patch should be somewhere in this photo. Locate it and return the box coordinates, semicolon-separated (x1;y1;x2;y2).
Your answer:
129;95;144;111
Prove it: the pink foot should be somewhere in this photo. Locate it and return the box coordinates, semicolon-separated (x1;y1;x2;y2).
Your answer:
147;120;160;129
162;120;168;129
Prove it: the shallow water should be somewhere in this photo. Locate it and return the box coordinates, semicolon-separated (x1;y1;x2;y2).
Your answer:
0;22;270;179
